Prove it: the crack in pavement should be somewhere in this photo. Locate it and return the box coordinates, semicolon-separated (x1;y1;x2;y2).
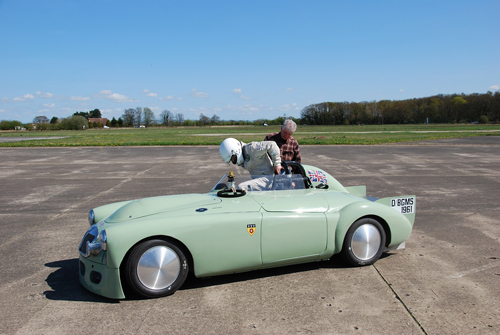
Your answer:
373;264;428;335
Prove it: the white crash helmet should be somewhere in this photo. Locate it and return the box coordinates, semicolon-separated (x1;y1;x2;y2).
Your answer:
219;138;244;165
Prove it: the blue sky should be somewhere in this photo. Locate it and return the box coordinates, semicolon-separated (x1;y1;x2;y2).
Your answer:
1;0;499;123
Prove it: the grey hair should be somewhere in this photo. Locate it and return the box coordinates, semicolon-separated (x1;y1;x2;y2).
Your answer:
282;119;297;133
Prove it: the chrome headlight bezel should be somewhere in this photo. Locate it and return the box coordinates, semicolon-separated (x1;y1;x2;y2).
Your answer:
79;224;107;258
88;209;95;226
79;224;98;257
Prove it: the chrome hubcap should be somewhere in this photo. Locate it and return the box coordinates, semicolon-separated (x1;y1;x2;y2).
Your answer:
137;246;180;290
351;224;381;260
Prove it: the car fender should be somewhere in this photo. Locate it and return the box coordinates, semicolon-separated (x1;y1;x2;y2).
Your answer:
333;200;413;254
102;214;200;269
93;200;133;223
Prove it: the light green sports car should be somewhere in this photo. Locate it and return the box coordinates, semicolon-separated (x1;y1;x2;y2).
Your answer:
78;162;415;299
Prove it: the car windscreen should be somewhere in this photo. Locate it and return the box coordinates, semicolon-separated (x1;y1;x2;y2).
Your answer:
212;174;307;192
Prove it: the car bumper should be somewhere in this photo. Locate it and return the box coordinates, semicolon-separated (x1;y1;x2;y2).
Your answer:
78;255;125;299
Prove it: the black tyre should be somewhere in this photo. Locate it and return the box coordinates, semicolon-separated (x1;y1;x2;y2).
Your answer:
125;239;188;298
341;218;386;266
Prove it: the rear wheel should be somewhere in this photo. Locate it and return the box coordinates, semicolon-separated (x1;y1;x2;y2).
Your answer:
125;239;188;298
341;218;386;266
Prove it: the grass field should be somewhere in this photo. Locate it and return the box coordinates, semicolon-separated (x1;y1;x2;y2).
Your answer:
1;124;500;147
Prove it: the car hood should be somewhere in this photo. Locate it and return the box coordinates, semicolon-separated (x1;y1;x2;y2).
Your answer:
105;194;222;223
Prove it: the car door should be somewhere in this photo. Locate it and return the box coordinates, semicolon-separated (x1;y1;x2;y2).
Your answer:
252;189;329;265
181;195;264;277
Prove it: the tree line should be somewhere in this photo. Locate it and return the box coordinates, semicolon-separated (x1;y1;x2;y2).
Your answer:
118;107;292;127
2;91;499;131
300;92;500;125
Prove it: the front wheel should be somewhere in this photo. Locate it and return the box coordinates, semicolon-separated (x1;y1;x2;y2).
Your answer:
341;218;386;266
124;239;188;298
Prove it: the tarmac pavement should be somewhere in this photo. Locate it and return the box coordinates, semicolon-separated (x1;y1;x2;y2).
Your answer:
0;137;499;334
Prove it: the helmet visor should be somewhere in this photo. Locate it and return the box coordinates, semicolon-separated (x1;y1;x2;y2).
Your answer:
230;154;238;164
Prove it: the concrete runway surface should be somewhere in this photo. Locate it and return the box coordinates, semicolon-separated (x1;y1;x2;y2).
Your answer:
0;137;499;334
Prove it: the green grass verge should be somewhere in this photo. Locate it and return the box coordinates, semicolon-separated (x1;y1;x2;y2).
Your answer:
1;124;500;147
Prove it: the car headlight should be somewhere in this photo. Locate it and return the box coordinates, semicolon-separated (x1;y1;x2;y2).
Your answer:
79;225;107;258
88;209;95;226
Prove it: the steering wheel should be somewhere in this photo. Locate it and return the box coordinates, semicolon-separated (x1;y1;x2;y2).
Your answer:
217;189;247;198
280;161;291;175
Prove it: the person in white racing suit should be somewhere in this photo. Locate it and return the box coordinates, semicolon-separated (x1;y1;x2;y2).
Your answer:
219;138;282;176
219;138;283;191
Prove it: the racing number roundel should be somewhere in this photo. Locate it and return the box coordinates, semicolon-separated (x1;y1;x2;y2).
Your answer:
247;224;256;236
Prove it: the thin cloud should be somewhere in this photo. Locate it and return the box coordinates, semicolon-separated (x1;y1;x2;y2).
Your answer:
286;88;294;91
232;89;250;100
278;103;298;112
107;93;135;102
143;89;157;97
13;93;35;101
100;108;123;117
159;95;182;101
70;96;90;101
36;91;54;98
191;89;209;98
98;90;137;103
226;104;260;112
490;85;500;91
43;103;55;108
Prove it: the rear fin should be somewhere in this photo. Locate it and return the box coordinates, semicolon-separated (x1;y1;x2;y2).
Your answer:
344;185;366;198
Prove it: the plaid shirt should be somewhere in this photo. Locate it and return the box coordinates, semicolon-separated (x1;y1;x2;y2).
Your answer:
264;132;301;163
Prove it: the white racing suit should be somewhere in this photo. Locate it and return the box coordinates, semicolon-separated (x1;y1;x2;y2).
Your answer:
238;141;282;191
242;141;281;176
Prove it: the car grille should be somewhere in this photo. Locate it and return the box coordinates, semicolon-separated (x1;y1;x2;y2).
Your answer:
79;225;98;256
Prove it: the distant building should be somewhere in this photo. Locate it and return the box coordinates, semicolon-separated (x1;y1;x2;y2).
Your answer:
88;118;108;125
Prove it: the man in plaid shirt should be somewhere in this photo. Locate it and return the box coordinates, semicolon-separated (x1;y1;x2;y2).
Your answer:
264;119;301;163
